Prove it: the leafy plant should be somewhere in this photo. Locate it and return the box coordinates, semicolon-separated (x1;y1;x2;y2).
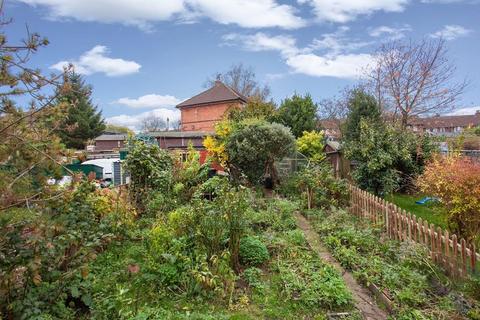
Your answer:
417;155;480;245
292;163;348;209
243;267;264;288
296;130;326;163
123;140;173;213
239;236;270;266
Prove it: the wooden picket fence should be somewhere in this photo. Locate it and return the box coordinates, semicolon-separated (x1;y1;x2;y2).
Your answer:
348;184;479;278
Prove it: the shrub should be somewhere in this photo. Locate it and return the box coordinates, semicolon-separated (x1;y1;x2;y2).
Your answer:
0;181;134;319
296;130;326;163
239;236;270;266
417;155;480;245
123;140;173;213
293;163;348;209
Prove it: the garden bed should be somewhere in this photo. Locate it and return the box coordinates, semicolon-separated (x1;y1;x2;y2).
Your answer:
304;208;480;320
83;198;360;319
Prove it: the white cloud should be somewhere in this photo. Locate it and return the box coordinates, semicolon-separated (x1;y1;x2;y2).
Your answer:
299;0;408;23
309;26;371;55
223;33;299;57
106;108;180;131
369;25;412;40
187;0;305;29
421;0;467;3
114;94;182;109
286;53;373;78
225;29;373;79
18;0;305;30
430;25;472;40
446;106;480;115
50;45;141;76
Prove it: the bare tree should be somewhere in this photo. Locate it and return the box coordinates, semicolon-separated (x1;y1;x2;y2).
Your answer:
141;115;166;132
366;38;467;128
318;89;351;121
205;63;271;101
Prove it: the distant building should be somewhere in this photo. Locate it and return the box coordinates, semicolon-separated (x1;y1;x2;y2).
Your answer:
319;119;343;140
408;112;480;136
152;80;247;151
150;81;246;171
152;131;209;150
94;133;127;152
177;80;247;132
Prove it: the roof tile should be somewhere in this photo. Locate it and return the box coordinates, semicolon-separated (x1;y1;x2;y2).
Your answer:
177;81;247;108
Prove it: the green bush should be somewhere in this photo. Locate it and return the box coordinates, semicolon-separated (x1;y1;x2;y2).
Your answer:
239;236;270;266
0;181;134;319
284;163;348;209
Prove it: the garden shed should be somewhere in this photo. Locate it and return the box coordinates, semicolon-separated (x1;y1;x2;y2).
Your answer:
324;141;350;179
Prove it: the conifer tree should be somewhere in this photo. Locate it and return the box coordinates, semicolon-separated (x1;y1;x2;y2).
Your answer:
57;71;105;149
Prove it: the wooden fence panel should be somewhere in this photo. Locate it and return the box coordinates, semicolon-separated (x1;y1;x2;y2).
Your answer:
347;184;479;279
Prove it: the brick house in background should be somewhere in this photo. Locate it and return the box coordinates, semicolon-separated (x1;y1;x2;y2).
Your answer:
152;80;247;147
177;80;247;132
152;81;247;169
408;112;480;136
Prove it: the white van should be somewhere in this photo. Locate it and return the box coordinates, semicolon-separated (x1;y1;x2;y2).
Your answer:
81;159;116;180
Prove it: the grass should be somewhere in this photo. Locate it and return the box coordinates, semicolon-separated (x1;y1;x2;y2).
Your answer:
385;193;448;229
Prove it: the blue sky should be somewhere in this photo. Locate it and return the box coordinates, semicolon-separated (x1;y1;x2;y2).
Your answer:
7;0;480;129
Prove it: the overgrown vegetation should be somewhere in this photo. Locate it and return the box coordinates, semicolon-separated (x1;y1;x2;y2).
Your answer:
80;177;357;319
417;155;480;246
0;180;135;318
305;208;480;320
343;89;435;196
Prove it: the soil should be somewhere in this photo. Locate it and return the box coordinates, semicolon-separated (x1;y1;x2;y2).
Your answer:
294;212;388;320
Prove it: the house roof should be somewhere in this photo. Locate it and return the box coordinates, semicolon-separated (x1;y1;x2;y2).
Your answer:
176;81;247;108
148;131;213;138
409;113;480;129
95;134;127;141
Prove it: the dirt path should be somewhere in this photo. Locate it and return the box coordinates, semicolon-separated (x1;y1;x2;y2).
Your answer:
294;212;388;320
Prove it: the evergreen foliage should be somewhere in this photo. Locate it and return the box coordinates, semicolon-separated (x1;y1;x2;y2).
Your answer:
342;89;382;143
226;120;296;185
275;93;318;138
56;71;105;149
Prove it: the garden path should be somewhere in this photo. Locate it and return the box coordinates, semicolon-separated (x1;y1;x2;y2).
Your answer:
294;212;388;320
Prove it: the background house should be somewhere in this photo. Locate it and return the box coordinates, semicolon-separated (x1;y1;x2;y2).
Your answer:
150;81;246;170
94;133;127;151
152;80;247;151
177;80;247;132
408;112;480;136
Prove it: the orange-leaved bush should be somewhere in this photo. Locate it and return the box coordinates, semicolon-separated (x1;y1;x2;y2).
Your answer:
417;155;480;245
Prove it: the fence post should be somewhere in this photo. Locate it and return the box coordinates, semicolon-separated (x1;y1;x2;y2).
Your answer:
437;226;443;267
453;234;458;278
461;239;467;277
445;230;451;275
430;224;436;262
471;243;477;274
385;201;389;236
